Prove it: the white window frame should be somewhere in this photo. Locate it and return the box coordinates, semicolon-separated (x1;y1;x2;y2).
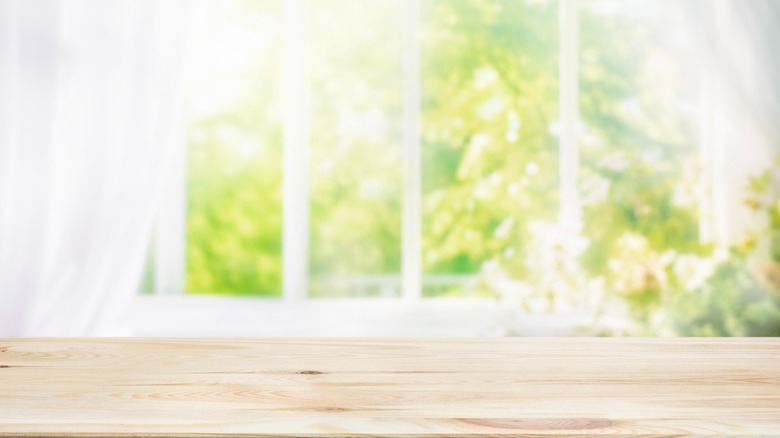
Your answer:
131;0;717;336
282;0;310;302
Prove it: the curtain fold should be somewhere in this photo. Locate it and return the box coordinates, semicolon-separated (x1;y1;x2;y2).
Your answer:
687;0;780;149
730;0;780;145
0;0;191;336
682;0;780;245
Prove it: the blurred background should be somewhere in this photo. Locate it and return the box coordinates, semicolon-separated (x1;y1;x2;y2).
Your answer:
1;0;779;337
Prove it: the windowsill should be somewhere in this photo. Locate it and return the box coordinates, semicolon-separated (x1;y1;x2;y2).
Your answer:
126;295;498;337
124;295;618;337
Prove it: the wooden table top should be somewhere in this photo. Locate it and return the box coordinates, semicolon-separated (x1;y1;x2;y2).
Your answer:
0;338;778;437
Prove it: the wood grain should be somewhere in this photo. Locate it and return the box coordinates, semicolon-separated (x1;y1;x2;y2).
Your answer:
0;338;778;436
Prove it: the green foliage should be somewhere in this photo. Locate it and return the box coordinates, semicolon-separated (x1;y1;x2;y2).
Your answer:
181;0;780;335
421;0;559;290
186;0;284;296
308;0;404;296
666;254;780;337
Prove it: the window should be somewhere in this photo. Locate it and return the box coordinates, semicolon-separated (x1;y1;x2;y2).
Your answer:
421;0;559;298
150;0;702;299
184;0;284;297
142;0;780;336
308;0;404;298
577;0;704;327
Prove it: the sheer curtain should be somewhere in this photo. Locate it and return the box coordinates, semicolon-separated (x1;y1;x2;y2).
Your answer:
688;0;780;147
722;0;780;147
0;0;191;336
685;0;780;244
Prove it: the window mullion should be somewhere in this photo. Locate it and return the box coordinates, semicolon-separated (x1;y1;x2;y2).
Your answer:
711;0;730;246
698;65;717;243
154;113;186;295
401;0;422;302
283;0;310;301
559;0;580;229
698;0;730;246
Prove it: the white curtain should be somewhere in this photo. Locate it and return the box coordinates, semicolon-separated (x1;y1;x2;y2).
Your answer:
684;0;780;244
0;0;191;336
692;0;780;146
725;0;780;146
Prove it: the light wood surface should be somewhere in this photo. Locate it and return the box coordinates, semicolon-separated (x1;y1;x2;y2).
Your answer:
1;338;779;437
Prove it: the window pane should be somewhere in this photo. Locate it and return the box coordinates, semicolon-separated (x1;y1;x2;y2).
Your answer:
579;0;701;321
308;0;403;298
185;0;283;296
421;0;559;297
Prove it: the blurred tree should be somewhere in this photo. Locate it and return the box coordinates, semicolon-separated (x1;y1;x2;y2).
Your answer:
186;0;284;296
421;0;559;297
182;0;780;335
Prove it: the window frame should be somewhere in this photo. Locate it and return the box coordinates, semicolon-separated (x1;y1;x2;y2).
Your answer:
134;0;724;336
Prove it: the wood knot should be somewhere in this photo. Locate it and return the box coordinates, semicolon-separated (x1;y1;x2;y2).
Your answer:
295;406;350;413
0;365;10;368
296;370;323;375
458;418;614;431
